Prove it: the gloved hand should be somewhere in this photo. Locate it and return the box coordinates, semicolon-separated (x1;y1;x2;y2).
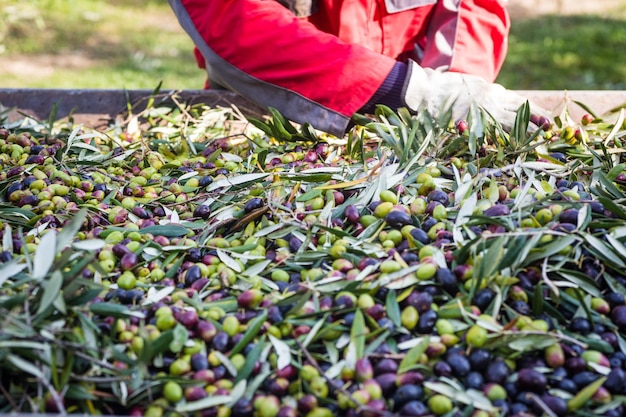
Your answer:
402;60;550;131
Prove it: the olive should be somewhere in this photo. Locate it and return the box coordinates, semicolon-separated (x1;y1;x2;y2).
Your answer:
6;182;24;197
433;361;452;377
465;371;484;390
427;189;449;206
572;371;599;388
416;309;438;334
483;204;510;217
111;243;132;258
375;373;398;396
421;217;438;231
374;358;398;375
568;317;592;335
604;369;626;394
611;305;626;331
472;288;495;312
509;300;531;315
297;394;318;413
469;349;491;371
355;358;374;382
184;265;202;286
117;289;144;304
509;403;530;415
564;357;586;374
288;236;302;252
401;251;420;264
556;378;577;394
406;291;433;313
392;384;424;410
244;197;264;213
211;331;231;352
446;353;471;378
589;201;605;214
267;306;284;324
516;368;547;393
377;317;395;331
435;268;458;295
385;210;412;229
604;407;624;417
492;399;509;416
485;360;510;385
410;228;430;244
538;394;568;417
344;204;360;224
606;292;625;307
199;175;213;187
231;398;254;417
558;208;579;224
190;353;209;371
213;365;227;380
193;204;212;219
397;401;427;417
119;252;138;271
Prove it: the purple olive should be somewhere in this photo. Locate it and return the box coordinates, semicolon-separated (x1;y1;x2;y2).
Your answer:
355;357;374;382
611;305;626;331
18;195;39;207
539;394;568;417
131;206;150;219
374;358;398;375
516;368;547;393
112;243;132;258
483;204;510;217
344;204;360;224
195;320;217;342
119;252;138;271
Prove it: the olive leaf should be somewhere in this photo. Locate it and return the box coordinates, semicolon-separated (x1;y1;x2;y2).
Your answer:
269;334;292;371
567;376;607;411
230;310;268;356
33;230;56;280
176;396;233;413
398;337;429;374
235;336;266;384
35;270;63;317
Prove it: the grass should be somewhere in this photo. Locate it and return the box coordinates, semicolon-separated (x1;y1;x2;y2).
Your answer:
497;13;626;90
0;0;205;89
0;0;625;91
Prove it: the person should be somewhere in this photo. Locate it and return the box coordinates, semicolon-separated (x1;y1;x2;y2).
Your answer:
168;0;546;137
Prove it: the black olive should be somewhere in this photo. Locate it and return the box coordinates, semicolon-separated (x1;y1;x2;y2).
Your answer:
485;360;510;385
392;385;424;410
244;197;264;213
385;210;413;229
465;371;484;390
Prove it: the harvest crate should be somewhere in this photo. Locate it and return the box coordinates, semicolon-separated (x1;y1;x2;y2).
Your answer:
1;89;625;128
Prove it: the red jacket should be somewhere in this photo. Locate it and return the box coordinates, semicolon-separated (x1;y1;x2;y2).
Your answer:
168;0;510;136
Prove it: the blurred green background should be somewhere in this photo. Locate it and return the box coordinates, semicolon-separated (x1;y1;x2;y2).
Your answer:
0;0;625;91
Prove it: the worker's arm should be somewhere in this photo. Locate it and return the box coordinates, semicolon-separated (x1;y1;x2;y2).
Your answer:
168;0;396;136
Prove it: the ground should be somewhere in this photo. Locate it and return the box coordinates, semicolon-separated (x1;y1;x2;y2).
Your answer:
0;0;624;90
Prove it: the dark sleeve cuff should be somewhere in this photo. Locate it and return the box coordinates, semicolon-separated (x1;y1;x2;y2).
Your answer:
359;61;408;114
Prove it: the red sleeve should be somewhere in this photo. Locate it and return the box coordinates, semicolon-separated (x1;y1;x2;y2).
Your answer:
168;0;396;136
419;0;510;82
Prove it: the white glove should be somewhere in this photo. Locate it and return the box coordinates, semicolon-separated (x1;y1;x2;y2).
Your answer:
402;60;550;131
